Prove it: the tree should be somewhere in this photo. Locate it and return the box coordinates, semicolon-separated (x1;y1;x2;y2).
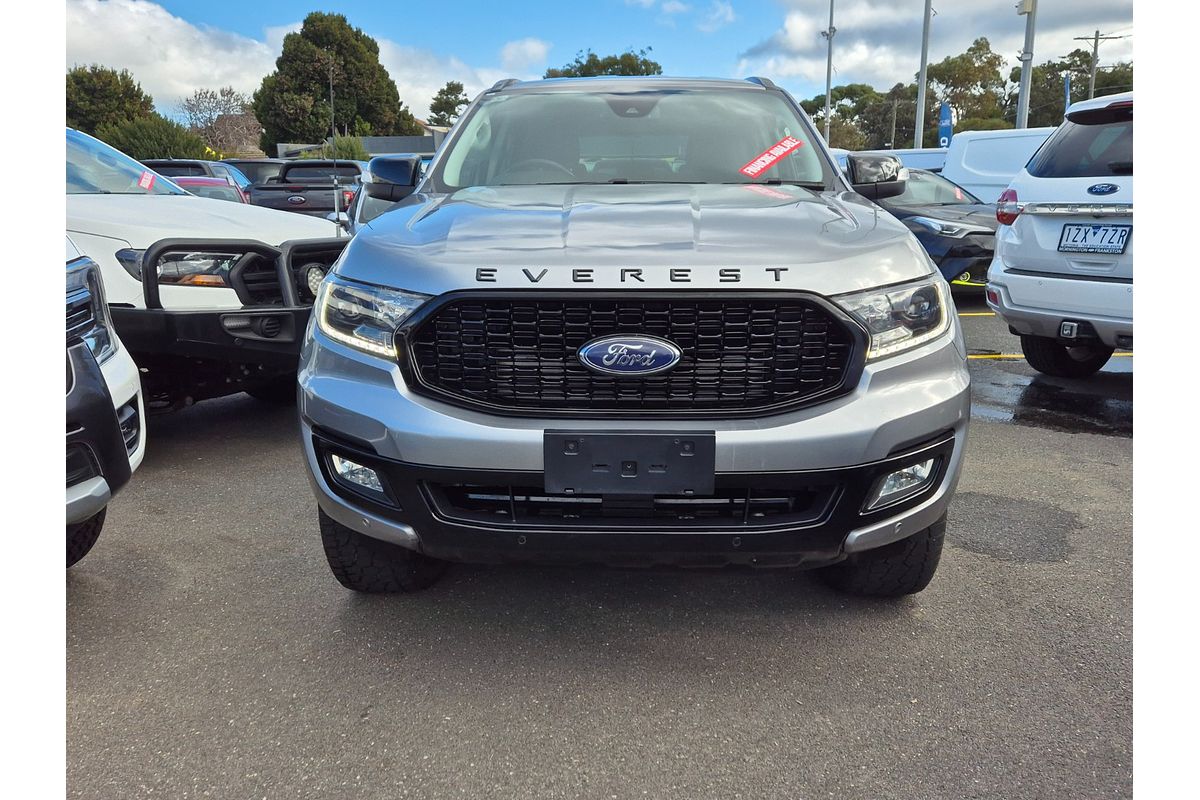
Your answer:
428;81;469;126
926;37;1007;123
1004;50;1133;128
252;12;422;154
544;48;662;78
66;65;154;135
94;114;207;160
179;87;262;154
826;116;868;150
956;117;1014;133
300;135;371;161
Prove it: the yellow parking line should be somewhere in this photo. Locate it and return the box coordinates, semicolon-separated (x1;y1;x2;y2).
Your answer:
958;311;995;317
968;352;1133;360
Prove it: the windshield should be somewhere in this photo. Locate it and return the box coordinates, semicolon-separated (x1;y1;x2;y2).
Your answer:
146;162;205;177
67;130;186;196
888;170;981;206
227;161;282;184
185;184;243;202
1026;104;1132;178
432;88;832;189
282;165;362;183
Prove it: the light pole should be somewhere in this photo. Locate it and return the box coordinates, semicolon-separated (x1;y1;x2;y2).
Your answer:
1015;0;1039;129
820;0;836;143
914;0;933;147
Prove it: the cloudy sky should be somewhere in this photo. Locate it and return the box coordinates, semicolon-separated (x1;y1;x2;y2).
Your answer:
66;0;1134;119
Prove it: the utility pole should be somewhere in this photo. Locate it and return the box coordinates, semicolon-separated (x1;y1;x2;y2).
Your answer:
888;99;898;149
820;0;836;143
1074;30;1127;98
914;0;933;147
327;50;341;220
1015;0;1039;129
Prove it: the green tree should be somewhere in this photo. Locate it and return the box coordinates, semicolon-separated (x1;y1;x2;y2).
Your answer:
252;11;422;154
826;116;868;150
94;113;207;160
956;117;1014;133
544;48;662;78
1005;50;1133;127
926;37;1007;122
300;135;371;161
66;65;154;135
428;81;469;126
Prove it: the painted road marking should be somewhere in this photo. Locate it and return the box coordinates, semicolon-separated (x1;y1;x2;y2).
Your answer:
958;311;995;317
968;352;1133;360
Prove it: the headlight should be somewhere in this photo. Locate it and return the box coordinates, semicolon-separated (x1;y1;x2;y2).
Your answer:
115;248;239;287
835;278;950;361
67;259;117;364
906;216;991;238
315;274;429;358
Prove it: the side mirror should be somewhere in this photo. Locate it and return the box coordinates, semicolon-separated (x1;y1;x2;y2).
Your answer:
363;154;421;201
325;211;350;230
847;154;908;200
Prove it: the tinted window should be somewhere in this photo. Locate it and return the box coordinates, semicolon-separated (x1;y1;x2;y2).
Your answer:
148;162;206;176
888;170;980;206
227;161;283;184
1026;105;1132;178
281;165;362;183
67;131;186;195
434;88;832;189
187;185;243;202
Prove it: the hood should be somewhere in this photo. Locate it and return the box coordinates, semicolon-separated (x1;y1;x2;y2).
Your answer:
340;183;936;296
66;193;339;248
886;202;999;231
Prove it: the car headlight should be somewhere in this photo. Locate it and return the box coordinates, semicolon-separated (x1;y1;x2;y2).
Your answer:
315;274;429;358
834;277;950;361
67;259;118;364
115;248;240;287
906;216;991;238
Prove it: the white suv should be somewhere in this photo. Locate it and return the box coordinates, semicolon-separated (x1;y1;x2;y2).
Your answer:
985;92;1132;377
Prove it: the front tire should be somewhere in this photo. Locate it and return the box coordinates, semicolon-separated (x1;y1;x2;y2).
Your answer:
1019;335;1113;378
67;508;106;568
318;508;447;593
818;514;945;597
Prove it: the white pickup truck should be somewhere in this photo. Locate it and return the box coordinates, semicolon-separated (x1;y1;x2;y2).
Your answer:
67;128;347;409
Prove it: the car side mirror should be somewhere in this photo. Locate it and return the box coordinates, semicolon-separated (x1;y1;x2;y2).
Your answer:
325;211;350;230
847;154;908;200
363;154;421;201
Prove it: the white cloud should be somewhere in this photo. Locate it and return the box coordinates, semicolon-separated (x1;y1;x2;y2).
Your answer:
661;1;691;14
500;38;551;72
625;0;657;7
697;1;736;33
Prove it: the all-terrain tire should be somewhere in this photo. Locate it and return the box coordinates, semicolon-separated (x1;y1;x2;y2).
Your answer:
1019;335;1113;378
318;508;448;593
67;508;106;568
245;375;297;405
818;514;946;597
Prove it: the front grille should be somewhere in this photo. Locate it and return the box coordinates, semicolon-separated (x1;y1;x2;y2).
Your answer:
66;292;95;341
405;293;860;416
425;482;837;530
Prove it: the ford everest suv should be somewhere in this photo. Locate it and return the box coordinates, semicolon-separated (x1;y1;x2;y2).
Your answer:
986;92;1133;377
298;77;971;597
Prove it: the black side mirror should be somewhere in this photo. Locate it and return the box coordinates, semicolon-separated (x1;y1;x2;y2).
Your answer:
847;153;908;200
364;154;421;201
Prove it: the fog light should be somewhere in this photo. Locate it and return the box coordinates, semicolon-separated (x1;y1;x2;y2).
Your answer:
330;454;384;494
865;458;937;511
985;287;1000;305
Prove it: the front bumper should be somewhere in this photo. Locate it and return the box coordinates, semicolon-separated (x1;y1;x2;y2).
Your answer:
111;305;311;369
985;257;1133;348
299;321;970;566
67;343;136;525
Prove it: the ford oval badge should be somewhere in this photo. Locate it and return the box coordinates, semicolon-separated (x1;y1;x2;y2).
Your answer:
1087;183;1119;196
287;195;307;205
578;335;682;377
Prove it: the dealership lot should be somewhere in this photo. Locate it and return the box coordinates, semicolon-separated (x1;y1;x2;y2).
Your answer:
66;295;1130;800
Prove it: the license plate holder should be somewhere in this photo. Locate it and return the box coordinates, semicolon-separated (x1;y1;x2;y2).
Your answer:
544;431;716;496
1057;223;1131;254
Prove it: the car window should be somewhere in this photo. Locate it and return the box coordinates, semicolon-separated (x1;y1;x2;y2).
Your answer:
227;162;282;184
67;131;187;195
1026;105;1132;179
434;88;832;189
214;164;251;189
282;165;362;183
149;163;206;177
888;170;980;206
186;184;243;202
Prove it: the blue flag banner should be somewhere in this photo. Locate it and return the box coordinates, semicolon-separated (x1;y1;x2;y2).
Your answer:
937;103;953;148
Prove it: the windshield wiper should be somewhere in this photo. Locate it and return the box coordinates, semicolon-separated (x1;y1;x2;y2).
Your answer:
605;179;705;184
721;180;827;189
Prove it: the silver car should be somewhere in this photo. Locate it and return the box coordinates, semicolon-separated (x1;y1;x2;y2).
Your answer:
298;77;970;597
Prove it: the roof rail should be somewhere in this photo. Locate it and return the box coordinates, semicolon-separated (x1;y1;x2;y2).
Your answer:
488;78;521;92
744;76;777;89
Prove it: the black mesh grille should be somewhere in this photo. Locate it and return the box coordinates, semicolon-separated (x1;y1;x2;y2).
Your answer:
405;294;858;415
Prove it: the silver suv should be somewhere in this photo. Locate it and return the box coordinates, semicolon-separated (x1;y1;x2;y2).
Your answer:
299;77;970;597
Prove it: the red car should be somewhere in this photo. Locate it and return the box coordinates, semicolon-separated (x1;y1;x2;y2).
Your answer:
169;175;249;204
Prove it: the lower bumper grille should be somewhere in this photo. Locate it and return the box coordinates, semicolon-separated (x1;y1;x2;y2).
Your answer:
424;482;838;530
67;444;99;488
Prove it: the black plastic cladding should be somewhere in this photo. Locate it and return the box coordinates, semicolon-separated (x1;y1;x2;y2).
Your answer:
398;290;866;419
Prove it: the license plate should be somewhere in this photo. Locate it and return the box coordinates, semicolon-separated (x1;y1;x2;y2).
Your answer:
1057;223;1131;254
544;432;716;496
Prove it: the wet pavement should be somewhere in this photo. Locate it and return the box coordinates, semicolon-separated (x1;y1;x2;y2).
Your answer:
67;292;1132;800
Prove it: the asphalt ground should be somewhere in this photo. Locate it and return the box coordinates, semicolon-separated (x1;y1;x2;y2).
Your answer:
67;291;1132;799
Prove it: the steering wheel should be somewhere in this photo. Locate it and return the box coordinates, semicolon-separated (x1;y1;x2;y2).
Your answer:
495;158;576;181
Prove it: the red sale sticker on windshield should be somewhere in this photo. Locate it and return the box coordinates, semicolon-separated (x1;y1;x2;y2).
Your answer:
739;136;804;178
137;171;156;191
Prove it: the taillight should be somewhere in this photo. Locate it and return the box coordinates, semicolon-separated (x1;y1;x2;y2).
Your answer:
342;189;355;207
996;188;1021;226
